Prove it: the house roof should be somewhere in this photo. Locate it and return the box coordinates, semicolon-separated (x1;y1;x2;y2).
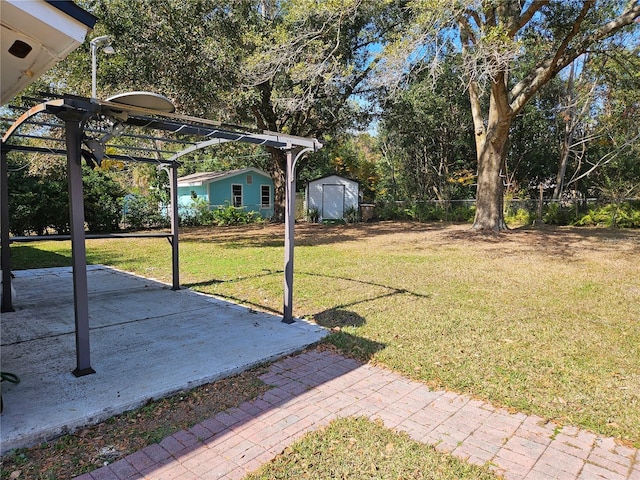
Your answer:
177;167;270;187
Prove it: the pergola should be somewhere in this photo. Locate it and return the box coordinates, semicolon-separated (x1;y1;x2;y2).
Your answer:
1;93;321;376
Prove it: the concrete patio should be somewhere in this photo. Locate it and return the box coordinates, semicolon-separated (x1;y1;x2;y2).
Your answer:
0;266;327;454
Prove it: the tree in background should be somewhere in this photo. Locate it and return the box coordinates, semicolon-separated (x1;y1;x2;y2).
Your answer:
554;47;640;201
57;0;407;221
379;52;476;203
6;152;125;235
390;0;640;230
20;0;640;227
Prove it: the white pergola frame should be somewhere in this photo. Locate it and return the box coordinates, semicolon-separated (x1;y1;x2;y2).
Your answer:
1;94;321;376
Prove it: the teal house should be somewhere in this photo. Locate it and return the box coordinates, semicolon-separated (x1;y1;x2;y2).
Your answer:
177;167;274;219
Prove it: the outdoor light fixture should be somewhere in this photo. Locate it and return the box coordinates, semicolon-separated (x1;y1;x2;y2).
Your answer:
90;35;115;98
8;40;33;59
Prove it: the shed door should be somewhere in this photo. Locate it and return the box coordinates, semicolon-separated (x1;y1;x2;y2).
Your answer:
322;184;344;219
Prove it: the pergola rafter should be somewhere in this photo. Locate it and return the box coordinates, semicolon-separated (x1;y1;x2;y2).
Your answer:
1;94;321;376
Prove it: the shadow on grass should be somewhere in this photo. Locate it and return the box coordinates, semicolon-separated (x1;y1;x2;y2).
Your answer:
324;329;387;362
190;274;390;359
439;223;640;257
314;308;366;329
313;310;386;362
9;244;156;272
184;269;429;324
160;265;391;361
8;245;72;270
183;269;282;289
179;221;448;248
185;271;423;366
299;271;429;299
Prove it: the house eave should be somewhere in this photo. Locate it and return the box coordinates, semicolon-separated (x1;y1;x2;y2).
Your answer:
1;0;96;105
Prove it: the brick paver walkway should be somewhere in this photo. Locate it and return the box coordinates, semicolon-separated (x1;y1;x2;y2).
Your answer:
76;349;639;480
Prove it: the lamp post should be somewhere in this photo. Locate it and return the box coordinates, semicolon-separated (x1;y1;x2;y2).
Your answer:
90;35;114;98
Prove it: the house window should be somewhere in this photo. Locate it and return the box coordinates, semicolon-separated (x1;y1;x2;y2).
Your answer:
261;185;271;208
232;184;242;207
246;174;253;185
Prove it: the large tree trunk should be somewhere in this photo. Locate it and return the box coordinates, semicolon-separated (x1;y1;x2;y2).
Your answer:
473;134;509;231
266;148;287;222
469;77;512;231
457;0;640;231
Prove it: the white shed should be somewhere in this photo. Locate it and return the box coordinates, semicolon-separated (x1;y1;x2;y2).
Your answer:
306;175;359;221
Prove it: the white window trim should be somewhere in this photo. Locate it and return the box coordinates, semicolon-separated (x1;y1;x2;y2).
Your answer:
260;184;272;209
231;183;243;207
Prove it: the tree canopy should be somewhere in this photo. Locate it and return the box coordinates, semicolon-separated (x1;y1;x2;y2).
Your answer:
10;0;640;228
54;0;408;219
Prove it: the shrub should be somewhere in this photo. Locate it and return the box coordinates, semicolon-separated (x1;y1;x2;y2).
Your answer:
543;203;574;226
124;194;170;230
9;164;126;234
344;205;359;223
212;203;259;226
505;207;533;226
375;200;475;223
576;202;640;228
83;167;125;233
308;207;319;223
449;204;475;222
405;203;442;222
375;201;409;221
178;197;213;226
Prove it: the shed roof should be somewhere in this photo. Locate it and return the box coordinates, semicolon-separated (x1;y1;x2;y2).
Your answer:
177;167;270;187
308;174;360;185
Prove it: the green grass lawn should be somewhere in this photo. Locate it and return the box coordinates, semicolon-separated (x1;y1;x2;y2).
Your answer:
245;417;498;479
9;222;640;448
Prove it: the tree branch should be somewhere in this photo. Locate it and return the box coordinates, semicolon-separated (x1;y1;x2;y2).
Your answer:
510;0;549;37
510;0;640;116
549;1;594;73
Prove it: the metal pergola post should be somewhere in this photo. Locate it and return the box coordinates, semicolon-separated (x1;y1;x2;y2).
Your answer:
65;118;95;377
1;145;13;312
283;146;314;324
283;148;296;323
169;163;180;290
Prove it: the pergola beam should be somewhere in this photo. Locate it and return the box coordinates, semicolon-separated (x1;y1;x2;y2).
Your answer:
0;144;179;165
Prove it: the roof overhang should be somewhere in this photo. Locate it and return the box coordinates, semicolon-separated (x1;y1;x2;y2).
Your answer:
1;0;97;105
